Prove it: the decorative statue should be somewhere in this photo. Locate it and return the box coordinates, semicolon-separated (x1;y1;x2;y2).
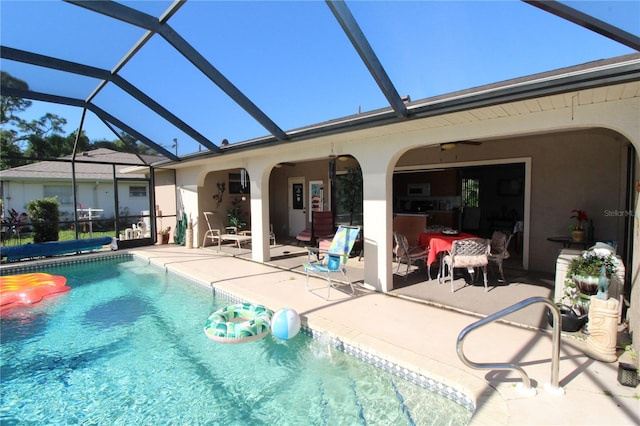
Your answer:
597;264;609;300
213;182;226;207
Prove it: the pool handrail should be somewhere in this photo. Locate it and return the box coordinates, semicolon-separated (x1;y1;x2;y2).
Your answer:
456;296;564;396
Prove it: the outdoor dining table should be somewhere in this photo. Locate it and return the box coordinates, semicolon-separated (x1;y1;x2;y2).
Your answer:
418;232;479;268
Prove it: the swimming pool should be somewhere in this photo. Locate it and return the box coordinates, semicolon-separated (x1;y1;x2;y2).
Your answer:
1;255;472;425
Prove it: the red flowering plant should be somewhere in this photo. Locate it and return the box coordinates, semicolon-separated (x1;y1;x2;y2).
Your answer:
227;198;247;230
570;209;588;231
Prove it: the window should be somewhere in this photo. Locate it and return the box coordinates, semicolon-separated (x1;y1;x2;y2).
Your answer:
461;178;479;207
129;186;147;198
229;171;250;194
44;185;72;206
334;168;363;226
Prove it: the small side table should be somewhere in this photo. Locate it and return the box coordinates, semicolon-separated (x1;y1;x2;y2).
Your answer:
547;236;594;249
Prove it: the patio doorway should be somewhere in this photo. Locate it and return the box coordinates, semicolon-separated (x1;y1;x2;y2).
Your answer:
288;177;306;237
394;159;529;270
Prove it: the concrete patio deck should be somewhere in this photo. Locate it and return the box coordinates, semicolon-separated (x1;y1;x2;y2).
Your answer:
128;243;638;425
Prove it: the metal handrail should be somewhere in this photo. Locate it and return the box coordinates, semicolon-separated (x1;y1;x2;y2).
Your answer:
456;296;564;396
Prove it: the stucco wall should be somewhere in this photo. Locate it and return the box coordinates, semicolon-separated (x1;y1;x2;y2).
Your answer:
154;170;177;237
630;156;639;353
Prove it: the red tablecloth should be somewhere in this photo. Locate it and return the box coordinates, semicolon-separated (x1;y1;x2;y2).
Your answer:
418;232;478;266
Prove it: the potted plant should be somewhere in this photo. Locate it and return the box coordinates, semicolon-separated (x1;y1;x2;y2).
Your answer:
227;197;247;233
569;209;588;242
158;226;171;244
566;243;618;295
548;278;589;332
549;243;619;331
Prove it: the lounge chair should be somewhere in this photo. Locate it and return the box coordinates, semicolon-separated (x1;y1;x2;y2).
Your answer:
303;225;360;300
202;211;222;248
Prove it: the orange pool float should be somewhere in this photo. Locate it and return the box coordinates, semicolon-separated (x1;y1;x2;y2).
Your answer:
0;273;70;315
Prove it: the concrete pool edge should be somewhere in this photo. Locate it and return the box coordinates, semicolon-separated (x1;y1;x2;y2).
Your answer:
130;250;507;425
0;249;510;425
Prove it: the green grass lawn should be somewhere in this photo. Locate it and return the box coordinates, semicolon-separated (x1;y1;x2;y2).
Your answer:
1;229;115;246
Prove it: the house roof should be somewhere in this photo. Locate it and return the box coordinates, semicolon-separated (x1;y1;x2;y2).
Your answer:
0;148;156;182
1;1;638;163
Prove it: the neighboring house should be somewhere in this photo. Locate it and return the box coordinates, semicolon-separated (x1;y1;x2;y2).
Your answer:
1;148;159;225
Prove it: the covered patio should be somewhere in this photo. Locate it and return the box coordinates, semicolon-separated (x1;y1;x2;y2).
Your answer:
207;237;555;330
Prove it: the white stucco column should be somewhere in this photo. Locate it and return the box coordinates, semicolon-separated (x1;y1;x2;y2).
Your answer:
353;149;396;293
246;163;271;263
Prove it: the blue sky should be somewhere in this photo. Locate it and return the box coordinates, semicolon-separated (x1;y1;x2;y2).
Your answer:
2;1;638;155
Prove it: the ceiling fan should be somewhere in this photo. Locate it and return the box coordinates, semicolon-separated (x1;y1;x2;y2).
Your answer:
439;140;482;150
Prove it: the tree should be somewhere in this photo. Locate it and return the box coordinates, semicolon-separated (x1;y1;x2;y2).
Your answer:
24;130;90;159
1;73;72;165
26;197;61;243
2;71;161;161
92;133;156;155
0;71;31;125
1;129;26;170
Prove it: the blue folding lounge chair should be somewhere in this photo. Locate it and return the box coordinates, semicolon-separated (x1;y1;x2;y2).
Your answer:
303;225;360;300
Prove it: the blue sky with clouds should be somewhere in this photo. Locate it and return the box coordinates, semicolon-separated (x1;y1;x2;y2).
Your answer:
2;1;638;155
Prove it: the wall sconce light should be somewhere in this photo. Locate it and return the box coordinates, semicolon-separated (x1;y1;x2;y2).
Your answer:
213;182;226;205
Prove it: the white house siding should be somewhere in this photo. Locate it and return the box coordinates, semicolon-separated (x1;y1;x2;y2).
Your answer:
1;180;150;223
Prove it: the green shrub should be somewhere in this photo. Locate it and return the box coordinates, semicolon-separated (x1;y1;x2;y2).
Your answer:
26;197;60;243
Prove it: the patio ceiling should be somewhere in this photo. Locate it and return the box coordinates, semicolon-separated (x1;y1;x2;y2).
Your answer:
1;1;638;164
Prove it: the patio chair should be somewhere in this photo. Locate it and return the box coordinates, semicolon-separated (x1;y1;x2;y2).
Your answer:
393;232;429;280
303;225;360;300
488;230;513;283
269;224;276;246
439;238;490;292
202;211;222;248
296;211;334;245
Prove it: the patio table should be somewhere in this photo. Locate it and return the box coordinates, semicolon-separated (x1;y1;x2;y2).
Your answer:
546;236;594;249
418;232;479;267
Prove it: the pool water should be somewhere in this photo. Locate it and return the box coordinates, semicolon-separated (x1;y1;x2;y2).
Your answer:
1;257;472;425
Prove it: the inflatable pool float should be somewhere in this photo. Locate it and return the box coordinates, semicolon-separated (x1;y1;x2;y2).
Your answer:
204;303;273;344
0;273;70;315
